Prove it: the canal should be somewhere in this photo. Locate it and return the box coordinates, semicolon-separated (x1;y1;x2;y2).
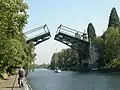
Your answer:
27;69;120;90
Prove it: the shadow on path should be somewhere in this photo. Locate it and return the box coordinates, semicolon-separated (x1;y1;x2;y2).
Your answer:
1;86;19;88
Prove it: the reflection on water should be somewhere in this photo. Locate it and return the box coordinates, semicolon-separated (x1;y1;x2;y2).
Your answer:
27;69;120;90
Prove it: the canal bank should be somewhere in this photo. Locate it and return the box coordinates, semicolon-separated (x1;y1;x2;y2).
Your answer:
24;77;33;90
73;67;120;73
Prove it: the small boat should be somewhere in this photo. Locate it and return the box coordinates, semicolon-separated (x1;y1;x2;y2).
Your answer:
54;49;61;73
55;68;61;73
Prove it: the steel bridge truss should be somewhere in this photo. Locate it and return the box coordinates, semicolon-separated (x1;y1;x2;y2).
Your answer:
24;24;51;46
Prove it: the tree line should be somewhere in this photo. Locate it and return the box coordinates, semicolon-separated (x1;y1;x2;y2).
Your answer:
50;7;120;70
0;0;35;79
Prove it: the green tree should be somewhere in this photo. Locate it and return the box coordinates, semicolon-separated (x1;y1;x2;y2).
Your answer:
103;27;120;65
24;42;36;70
87;23;96;44
50;48;78;70
108;7;120;28
101;7;120;67
0;0;35;76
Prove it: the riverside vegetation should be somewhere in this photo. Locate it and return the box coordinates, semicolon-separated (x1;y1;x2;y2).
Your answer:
0;0;36;79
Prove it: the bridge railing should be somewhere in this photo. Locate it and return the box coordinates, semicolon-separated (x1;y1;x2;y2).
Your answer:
56;25;88;41
24;24;50;41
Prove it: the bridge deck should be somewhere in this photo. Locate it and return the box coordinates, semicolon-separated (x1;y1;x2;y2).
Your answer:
26;32;51;44
25;25;51;45
55;32;89;44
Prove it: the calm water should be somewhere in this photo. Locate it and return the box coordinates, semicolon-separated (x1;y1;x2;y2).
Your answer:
27;69;120;90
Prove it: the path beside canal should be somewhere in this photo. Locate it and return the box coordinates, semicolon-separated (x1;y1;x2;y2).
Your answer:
0;75;26;90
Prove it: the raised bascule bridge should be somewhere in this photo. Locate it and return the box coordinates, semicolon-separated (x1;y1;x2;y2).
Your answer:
24;24;51;46
54;25;90;71
24;24;90;71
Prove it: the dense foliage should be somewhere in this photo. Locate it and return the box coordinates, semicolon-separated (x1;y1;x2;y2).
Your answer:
50;49;78;70
103;27;120;68
0;0;35;78
95;7;120;68
33;63;50;68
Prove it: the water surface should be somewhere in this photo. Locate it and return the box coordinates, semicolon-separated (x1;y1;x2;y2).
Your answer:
27;69;120;90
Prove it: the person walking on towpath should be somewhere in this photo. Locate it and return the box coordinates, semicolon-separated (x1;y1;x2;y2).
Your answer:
18;67;25;87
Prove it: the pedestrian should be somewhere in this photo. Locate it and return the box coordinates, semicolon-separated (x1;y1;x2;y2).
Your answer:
18;67;25;87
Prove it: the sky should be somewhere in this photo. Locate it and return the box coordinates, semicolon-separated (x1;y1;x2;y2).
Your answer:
24;0;120;65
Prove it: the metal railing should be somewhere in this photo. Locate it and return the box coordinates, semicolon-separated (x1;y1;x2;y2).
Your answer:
24;24;50;41
56;25;88;41
24;77;33;90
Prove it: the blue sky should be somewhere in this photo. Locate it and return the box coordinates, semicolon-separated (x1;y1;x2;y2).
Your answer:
24;0;120;64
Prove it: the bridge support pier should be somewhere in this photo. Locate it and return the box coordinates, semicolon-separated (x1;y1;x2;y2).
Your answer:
77;53;90;72
80;59;90;72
